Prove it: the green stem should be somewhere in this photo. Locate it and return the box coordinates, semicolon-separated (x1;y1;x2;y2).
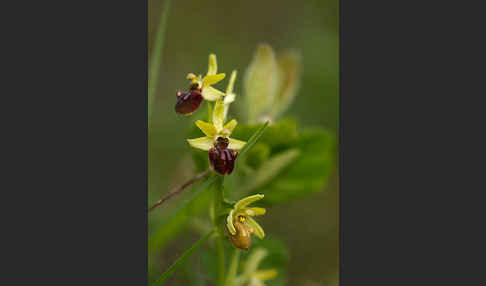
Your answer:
212;175;225;286
216;234;225;286
224;248;241;286
148;0;171;224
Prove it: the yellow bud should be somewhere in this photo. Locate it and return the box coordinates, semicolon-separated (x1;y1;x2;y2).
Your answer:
186;73;196;80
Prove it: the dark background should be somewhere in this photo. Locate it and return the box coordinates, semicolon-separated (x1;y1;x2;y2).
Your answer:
149;0;338;285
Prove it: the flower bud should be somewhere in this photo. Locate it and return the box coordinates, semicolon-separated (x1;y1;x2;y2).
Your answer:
175;89;203;114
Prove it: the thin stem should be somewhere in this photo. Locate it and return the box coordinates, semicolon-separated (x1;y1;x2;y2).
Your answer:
212;175;226;286
216;234;225;286
149;169;211;212
148;0;171;222
224;248;241;286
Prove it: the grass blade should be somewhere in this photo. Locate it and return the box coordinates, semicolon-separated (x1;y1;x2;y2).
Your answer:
239;121;269;157
149;174;217;253
149;0;171;122
224;249;241;286
152;231;213;286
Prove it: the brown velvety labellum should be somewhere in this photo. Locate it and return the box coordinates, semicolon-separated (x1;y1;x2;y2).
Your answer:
229;221;251;250
175;90;203;114
209;144;238;175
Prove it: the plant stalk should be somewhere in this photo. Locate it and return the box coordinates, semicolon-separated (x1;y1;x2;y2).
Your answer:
224;248;241;286
149;168;211;212
212;175;226;286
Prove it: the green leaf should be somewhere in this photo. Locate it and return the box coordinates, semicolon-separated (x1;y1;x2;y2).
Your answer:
152;231;213;286
243;44;279;123
257;128;336;204
230;119;298;152
241;148;300;194
149;175;217;254
231;120;335;204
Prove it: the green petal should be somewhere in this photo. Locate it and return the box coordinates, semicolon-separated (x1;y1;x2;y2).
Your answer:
226;209;236;235
235;194;264;210
207;53;218;75
203;73;226;86
212;99;225;132
202;86;225;101
244;207;266;216
246;217;265;239
226;70;237;94
195;120;217;137
187;137;214;151
223;119;238;135
228;138;246;150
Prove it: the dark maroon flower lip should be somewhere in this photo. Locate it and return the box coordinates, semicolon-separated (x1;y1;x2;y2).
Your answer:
175;89;203;114
209;137;238;175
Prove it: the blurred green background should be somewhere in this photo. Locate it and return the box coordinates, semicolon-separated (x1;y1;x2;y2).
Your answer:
149;0;338;285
